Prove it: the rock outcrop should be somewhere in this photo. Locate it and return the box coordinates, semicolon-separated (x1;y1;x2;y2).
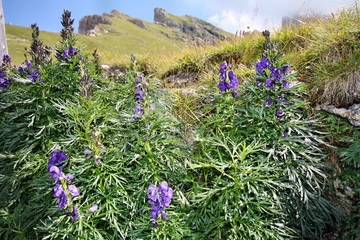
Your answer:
318;104;360;127
79;15;112;36
154;8;231;44
128;19;148;29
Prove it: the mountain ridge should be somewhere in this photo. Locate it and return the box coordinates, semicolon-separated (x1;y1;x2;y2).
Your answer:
78;8;232;45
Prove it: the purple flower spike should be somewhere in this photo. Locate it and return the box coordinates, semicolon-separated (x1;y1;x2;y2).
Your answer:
87;204;98;213
284;132;290;138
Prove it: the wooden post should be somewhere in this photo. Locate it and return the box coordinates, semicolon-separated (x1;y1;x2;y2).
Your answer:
0;0;8;65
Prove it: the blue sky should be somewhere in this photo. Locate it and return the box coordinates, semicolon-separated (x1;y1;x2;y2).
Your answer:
2;0;357;34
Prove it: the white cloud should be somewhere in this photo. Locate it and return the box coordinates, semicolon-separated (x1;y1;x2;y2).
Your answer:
208;10;258;33
180;0;357;32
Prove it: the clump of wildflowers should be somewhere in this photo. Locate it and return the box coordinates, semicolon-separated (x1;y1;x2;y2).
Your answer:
217;61;239;97
147;181;173;226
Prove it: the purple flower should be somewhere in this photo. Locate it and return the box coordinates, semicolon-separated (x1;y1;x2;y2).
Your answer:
255;56;270;75
49;166;64;183
149;105;156;113
84;149;92;159
283;63;290;75
228;71;238;89
147;184;158;205
71;206;79;221
26;60;32;67
68;185;80;197
271;68;284;80
150;205;162;220
54;184;69;210
48;149;67;170
275;109;285;120
264;96;272;108
256;79;264;87
69;46;77;56
135;88;144;103
284;131;290;138
147;181;173;225
87;204;98;213
218;80;230;92
232;90;239;98
136;74;143;83
219;61;228;81
28;70;42;82
0;70;11;88
158;181;173;207
265;78;274;88
65;174;74;183
281;80;289;89
2;54;12;66
134;105;143;119
63;49;70;60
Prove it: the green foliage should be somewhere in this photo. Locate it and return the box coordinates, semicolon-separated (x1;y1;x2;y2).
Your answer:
2;5;360;240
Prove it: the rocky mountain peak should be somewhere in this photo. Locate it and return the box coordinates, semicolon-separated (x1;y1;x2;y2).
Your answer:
154;8;168;23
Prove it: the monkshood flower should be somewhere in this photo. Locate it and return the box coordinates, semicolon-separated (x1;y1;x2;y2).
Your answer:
48;149;67;170
87;204;98;213
217;61;239;97
275;109;285;121
135;88;144;103
255;56;271;75
0;70;11;88
134;105;143;119
264;96;272;107
147;181;174;226
71;206;79;222
28;69;44;83
2;54;12;68
54;184;69;210
56;46;78;60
